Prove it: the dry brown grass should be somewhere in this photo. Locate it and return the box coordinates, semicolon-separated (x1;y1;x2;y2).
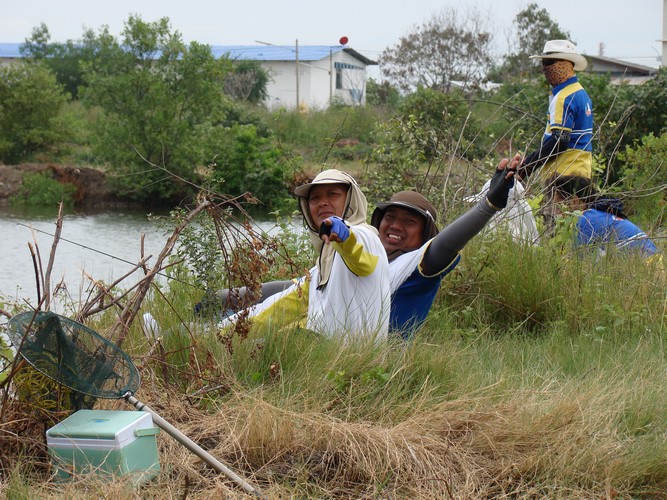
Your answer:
5;370;660;499
2;374;665;499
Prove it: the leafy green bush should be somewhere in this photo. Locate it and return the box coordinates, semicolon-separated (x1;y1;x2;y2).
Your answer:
0;62;70;164
366;78;401;109
622;67;667;149
79;16;235;204
271;106;383;162
365;114;431;201
205;124;291;211
618;132;667;229
10;171;76;206
398;87;487;161
365;87;492;205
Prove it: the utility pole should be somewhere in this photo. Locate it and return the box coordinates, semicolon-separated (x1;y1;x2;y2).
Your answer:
329;48;333;107
662;0;667;67
295;39;300;110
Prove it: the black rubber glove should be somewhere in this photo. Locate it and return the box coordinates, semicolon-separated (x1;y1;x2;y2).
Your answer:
486;167;516;210
518;130;571;179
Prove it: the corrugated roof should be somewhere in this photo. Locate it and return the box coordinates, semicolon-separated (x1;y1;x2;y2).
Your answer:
211;45;344;62
0;43;21;58
212;45;377;65
586;54;658;75
0;42;375;64
211;45;375;65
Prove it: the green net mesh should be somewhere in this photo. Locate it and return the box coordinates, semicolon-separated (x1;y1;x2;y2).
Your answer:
7;312;140;404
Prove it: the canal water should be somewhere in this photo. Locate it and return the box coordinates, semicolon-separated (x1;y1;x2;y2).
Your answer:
0;205;290;306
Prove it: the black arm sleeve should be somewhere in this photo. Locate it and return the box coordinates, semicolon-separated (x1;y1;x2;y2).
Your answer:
519;129;571;178
420;198;497;276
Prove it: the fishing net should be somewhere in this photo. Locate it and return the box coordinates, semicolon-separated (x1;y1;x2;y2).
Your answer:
7;311;140;409
5;311;262;495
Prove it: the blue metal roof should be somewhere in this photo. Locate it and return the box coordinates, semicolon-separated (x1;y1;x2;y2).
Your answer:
211;45;345;62
0;42;375;65
0;43;22;58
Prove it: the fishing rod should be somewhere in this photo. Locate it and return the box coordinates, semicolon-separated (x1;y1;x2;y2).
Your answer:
16;222;197;288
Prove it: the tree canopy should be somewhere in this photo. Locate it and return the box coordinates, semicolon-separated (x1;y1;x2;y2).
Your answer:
79;16;235;203
0;62;70;163
379;7;494;94
492;2;570;80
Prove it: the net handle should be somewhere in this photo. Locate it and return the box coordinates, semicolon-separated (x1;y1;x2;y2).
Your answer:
123;393;264;498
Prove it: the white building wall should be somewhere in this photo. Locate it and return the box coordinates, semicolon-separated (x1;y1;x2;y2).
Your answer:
306;57;334;109
262;61;298;110
261;50;369;110
332;51;368;107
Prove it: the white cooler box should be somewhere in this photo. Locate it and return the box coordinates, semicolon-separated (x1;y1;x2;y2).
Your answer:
46;409;160;484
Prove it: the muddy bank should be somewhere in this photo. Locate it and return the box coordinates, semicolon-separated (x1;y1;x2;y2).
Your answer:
0;164;138;209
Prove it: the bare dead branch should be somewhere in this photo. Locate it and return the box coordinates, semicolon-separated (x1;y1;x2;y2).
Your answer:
27;242;42;306
42;204;64;311
109;199;212;347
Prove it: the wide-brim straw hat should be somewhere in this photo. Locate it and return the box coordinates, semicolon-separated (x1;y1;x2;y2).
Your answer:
530;39;588;71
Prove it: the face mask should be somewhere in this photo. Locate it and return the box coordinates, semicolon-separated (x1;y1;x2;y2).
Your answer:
542;60;573;85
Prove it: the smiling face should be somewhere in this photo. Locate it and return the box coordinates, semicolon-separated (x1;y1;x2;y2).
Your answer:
307;183;349;226
378;206;426;253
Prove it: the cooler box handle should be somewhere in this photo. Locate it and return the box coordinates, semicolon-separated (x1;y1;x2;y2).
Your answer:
134;427;160;437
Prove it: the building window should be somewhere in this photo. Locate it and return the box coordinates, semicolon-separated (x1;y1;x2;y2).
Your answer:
335;68;343;90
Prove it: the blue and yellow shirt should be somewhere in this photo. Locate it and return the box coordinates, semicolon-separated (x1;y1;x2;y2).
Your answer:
541;75;594;180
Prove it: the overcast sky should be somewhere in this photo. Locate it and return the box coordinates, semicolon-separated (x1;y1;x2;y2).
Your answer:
1;0;664;71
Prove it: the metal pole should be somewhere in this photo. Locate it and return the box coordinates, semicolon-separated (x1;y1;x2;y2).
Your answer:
662;0;667;67
295;39;300;110
124;393;264;498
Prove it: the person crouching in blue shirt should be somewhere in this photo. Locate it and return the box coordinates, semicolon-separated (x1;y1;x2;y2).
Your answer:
551;175;660;259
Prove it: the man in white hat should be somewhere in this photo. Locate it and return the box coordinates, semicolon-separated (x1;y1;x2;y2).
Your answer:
518;40;594;227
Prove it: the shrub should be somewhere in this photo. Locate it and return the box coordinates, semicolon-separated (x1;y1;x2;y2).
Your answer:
618;132;667;229
205;124;292;211
0;62;70;164
10;171;76;207
271;106;383;163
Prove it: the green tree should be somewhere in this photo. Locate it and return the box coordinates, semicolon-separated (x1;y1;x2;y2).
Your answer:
367;87;487;205
21;23;105;99
0;62;70;163
223;60;270;104
575;70;666;185
491;3;569;81
366;78;401;108
618;132;667;229
205;124;289;210
398;87;485;160
623;67;667;146
379;7;494;93
79;15;235;203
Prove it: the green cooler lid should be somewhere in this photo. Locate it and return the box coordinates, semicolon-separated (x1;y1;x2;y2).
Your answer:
47;409;152;441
